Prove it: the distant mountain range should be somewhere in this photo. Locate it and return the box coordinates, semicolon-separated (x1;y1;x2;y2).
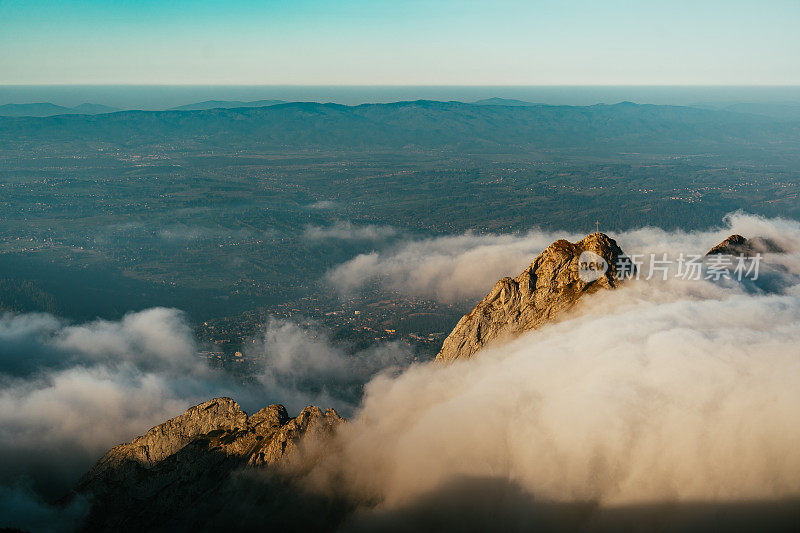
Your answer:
688;102;800;120
167;99;286;111
3;97;799;123
475;98;800;120
472;97;541;106
1;100;798;156
0;99;286;117
719;102;800;120
0;102;119;117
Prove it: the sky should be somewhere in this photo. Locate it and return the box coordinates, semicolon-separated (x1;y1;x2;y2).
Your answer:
0;0;798;85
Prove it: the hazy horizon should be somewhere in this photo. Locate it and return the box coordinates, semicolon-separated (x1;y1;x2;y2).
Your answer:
2;84;800;110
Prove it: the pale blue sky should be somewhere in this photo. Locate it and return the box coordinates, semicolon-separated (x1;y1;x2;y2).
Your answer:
0;0;798;85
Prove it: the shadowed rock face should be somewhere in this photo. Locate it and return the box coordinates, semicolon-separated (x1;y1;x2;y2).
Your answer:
73;398;344;532
436;233;632;363
707;234;784;256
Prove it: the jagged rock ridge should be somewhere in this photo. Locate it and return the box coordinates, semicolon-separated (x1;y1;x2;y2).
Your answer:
74;398;344;531
436;233;632;362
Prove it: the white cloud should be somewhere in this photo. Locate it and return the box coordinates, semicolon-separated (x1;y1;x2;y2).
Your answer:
54;307;201;373
325;212;800;303
307;269;800;524
0;309;412;505
0;309;228;501
303;221;398;242
326;230;576;302
307;200;336;210
156;225;254;242
249;318;413;413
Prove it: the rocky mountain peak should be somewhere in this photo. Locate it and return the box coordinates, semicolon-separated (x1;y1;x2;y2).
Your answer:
73;398;343;530
707;234;784;256
436;233;631;362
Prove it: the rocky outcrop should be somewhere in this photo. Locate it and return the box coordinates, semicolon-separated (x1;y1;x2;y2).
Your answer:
707;234;784;256
74;398;344;532
81;398;250;477
249;405;342;467
436;233;632;362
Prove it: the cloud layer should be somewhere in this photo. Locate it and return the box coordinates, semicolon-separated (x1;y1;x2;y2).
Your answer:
248;318;413;412
0;309;412;512
3;212;800;530
326;230;576;302
321;283;800;510
326;212;800;303
299;213;800;527
0;308;226;503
